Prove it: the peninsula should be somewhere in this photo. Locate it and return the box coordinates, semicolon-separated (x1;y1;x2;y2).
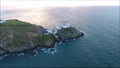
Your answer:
0;19;84;56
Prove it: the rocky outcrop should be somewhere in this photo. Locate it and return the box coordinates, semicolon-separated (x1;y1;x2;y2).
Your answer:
0;19;48;55
56;27;84;41
0;48;8;56
0;19;84;56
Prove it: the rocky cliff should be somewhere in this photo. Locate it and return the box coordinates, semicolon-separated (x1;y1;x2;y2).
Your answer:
0;19;84;56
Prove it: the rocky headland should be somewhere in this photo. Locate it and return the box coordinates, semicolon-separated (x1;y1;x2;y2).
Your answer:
0;19;84;56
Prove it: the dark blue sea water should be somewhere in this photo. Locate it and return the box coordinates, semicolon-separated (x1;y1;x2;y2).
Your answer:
0;6;120;67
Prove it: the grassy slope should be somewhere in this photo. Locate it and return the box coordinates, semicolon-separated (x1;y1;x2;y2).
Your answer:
0;19;55;53
0;19;37;51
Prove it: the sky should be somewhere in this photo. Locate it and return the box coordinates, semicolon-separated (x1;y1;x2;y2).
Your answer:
1;0;119;10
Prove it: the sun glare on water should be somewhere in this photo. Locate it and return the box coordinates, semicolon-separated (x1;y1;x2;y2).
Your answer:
1;0;119;28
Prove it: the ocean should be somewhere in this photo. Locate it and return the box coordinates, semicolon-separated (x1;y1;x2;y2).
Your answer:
0;6;120;67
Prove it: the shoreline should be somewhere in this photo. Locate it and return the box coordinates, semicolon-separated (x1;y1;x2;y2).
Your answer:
0;19;84;59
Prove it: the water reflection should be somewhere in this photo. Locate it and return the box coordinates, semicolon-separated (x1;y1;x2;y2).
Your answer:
1;8;61;28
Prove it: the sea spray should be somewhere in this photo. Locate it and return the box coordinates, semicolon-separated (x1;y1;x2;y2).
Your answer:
17;53;24;56
42;48;57;55
0;54;9;60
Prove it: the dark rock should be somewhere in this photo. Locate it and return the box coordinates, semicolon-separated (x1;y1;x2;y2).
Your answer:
56;27;84;41
0;48;8;56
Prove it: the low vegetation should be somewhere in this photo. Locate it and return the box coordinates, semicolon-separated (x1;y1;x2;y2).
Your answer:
0;19;83;56
0;19;55;53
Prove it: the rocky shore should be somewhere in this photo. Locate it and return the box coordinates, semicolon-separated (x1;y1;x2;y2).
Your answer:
0;19;84;56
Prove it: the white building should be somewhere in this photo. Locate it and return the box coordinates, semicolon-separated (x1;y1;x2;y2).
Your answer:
0;19;6;24
62;22;70;28
53;22;71;34
46;29;53;34
53;29;58;34
55;25;62;30
46;21;71;35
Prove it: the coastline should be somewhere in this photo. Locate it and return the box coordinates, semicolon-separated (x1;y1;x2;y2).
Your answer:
0;19;84;58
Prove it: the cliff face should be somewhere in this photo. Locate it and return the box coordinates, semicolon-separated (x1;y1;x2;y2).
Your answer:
0;19;84;56
0;48;8;56
0;19;54;56
33;34;56;48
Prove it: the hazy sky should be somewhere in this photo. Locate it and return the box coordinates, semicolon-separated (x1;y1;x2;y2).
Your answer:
1;0;119;10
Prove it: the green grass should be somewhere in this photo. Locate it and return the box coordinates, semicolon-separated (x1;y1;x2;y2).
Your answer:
0;19;56;51
34;34;55;43
0;19;38;48
0;19;31;26
40;34;55;42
